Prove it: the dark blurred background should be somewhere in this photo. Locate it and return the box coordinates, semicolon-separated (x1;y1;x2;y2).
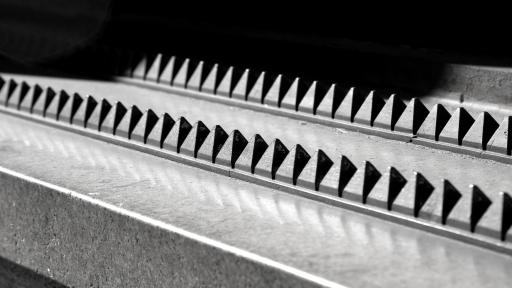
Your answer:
0;1;509;97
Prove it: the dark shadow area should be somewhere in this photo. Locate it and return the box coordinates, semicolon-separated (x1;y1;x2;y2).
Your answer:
0;256;68;288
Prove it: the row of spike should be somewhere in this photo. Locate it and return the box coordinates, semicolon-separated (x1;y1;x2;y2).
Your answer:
1;75;511;243
122;53;512;158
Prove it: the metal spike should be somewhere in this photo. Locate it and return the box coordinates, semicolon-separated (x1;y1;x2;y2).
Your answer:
27;84;43;114
373;94;406;131
197;125;229;163
60;92;83;124
201;64;218;94
179;121;210;158
387;167;407;211
361;161;382;204
146;113;175;148
3;79;17;106
254;138;289;179
394;98;429;135
83;96;98;128
442;180;462;225
501;192;512;241
247;72;267;104
353;91;386;126
41;88;56;118
54;90;69;121
487;116;511;155
12;81;30;110
0;76;4;94
470;185;492;233
316;84;350;119
132;55;148;79
299;81;327;115
145;53;163;82
280;78;309;111
438;107;475;145
131;109;159;144
216;66;233;97
162;117;193;153
462;112;499;150
234;134;269;174
215;130;248;168
334;87;367;122
87;99;111;132
173;58;189;88
275;144;311;185
186;61;204;91
115;105;143;139
263;74;282;107
416;104;451;141
296;149;334;191
159;56;175;85
413;172;435;217
231;69;250;101
107;102;127;134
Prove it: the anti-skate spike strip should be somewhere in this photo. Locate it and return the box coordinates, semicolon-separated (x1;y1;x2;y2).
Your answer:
487;116;511;155
361;161;382;204
438;107;475;145
394;98;429;135
413;172;435;217
502;192;512;241
442;180;462;225
470;185;492;233
353;91;386;126
462;112;499;150
234;134;269;174
3;81;512;253
387;167;407;211
416;104;451;141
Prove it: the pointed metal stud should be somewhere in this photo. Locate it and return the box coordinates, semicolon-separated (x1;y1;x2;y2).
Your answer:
501;192;512;241
416;104;451;141
387;167;407;211
487;116;511;155
353;91;386;126
394;98;429;135
442;180;462;225
373;94;407;131
438;107;475;145
362;161;381;203
462;112;499;150
470;185;492;233
413;172;435;217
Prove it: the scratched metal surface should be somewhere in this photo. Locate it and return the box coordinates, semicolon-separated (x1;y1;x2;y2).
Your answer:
5;73;512;209
0;110;511;287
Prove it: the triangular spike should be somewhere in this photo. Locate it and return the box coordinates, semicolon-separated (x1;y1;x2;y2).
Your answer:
373;94;407;131
41;87;56;118
275;144;311;185
83;96;98;128
438;107;475;145
254;139;289;180
197;125;229;163
146;113;175;148
362;161;382;204
88;99;112;131
25;84;43;114
186;61;204;91
298;80;321;114
442;180;462;225
115;105;143;139
132;55;148;79
180;121;211;158
201;64;218;94
393;98;429;135
247;72;267;104
56;90;70;121
280;77;309;111
231;69;250;101
501;192;512;241
413;172;435;217
316;84;349;119
262;74;282;107
3;79;17;106
162;117;192;153
487;116;511;155
128;106;143;140
416;104;451;141
296;149;334;191
387;167;407;210
108;102;127;134
145;53;163;82
173;58;189;88
353;91;386;126
159;56;175;85
60;92;83;124
234;134;269;173
131;109;159;143
216;66;233;97
0;76;4;96
215;130;249;168
10;81;30;110
334;87;367;122
470;185;492;233
462;112;499;150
